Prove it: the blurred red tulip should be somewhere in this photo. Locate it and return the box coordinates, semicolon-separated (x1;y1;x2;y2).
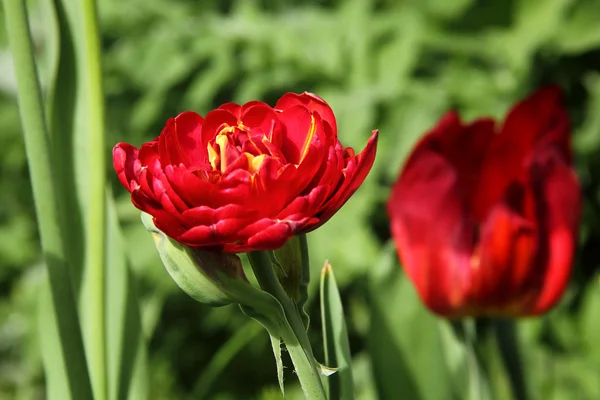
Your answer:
387;86;581;318
114;92;378;252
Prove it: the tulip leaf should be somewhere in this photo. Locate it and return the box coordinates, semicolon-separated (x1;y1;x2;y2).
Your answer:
37;283;70;400
2;0;94;397
106;194;148;400
318;363;340;377
320;261;355;400
367;241;462;400
269;333;285;396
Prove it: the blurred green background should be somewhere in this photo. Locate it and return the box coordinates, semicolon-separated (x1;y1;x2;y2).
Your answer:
1;0;600;398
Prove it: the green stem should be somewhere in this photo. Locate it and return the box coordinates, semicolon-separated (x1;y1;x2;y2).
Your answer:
2;0;93;398
494;319;528;400
464;319;483;400
248;251;327;400
80;0;107;398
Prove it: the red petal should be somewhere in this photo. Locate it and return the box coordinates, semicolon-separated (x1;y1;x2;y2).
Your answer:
278;105;316;164
138;141;161;172
529;147;581;314
178;217;258;247
387;148;476;317
113;143;139;191
153;171;190;212
241;103;280;139
201;109;238;146
172;111;209;168
245;219;297;250
131;189;187;239
276;92;337;133
471;204;538;316
475;86;569;219
276;184;330;219
430;113;496;210
218;102;243;118
314;130;378;227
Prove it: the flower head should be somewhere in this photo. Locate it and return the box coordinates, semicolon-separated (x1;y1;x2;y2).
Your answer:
114;92;378;252
387;86;581;318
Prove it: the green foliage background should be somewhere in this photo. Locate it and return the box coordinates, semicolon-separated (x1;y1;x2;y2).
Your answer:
1;0;600;398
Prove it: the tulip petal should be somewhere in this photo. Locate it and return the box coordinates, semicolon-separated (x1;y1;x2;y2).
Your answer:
430;114;496;209
278;105;316;164
201;109;239;147
245;219;303;250
387;148;476;316
529;147;581;314
276;92;337;133
315;130;378;227
276;184;330;220
475;86;570;219
218;102;243;118
473;204;538;316
173;111;209;167
241;104;280;140
113;143;139;191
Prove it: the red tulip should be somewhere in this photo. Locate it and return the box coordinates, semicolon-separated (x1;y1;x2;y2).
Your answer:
114;92;378;252
387;86;581;318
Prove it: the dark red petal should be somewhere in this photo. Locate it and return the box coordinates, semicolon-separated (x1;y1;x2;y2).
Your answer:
131;189;187;239
276;92;337;133
218;102;243;118
201;109;239;146
471;204;538;316
178;217;258;247
164;164;230;208
153;171;190;212
138;168;158;202
278;105;316;164
241;104;280;139
529;148;581;314
158;118;178;165
276;184;330;220
313;130;378;228
245;219;299;250
113;143;139;191
501;85;568;157
172;111;209;168
387;148;476;317
475;86;569;219
138;141;161;172
182;206;215;226
182;203;258;226
311;142;344;192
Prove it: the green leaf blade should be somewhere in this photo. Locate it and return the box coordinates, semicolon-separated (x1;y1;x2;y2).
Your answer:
320;261;355;400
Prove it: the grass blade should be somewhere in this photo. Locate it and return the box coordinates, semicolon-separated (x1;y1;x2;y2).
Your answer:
106;192;148;400
320;261;355;400
79;0;107;397
1;0;93;397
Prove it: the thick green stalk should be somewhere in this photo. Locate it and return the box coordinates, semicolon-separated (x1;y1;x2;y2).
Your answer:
80;0;107;397
494;319;528;400
463;319;491;400
2;0;93;398
248;251;327;399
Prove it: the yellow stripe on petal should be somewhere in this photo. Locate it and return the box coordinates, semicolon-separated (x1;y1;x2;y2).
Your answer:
207;144;219;170
216;133;230;172
246;153;266;174
300;115;316;162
